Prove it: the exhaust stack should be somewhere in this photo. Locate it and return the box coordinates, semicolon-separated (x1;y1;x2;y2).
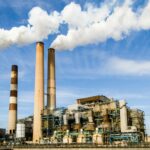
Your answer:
47;48;56;111
33;42;44;142
8;65;18;135
119;100;137;132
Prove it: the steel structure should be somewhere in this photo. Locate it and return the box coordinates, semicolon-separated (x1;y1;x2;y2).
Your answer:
41;95;145;144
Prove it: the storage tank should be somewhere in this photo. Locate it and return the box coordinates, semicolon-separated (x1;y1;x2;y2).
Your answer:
16;123;25;138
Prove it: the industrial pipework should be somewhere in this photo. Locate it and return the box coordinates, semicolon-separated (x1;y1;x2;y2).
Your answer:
33;42;44;142
8;65;18;135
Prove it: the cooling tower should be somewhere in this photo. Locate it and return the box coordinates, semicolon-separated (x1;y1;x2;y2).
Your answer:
8;65;18;135
33;42;44;142
47;48;56;111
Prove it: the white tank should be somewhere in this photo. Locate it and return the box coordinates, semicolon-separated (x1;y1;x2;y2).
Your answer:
16;123;25;138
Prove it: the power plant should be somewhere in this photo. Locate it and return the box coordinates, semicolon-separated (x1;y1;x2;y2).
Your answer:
1;41;148;148
28;42;145;144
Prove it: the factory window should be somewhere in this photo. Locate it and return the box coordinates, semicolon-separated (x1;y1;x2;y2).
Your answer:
10;130;12;134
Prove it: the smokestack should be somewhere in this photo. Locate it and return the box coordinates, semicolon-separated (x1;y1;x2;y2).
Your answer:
33;42;44;142
119;100;128;132
119;100;137;132
47;48;56;111
8;65;18;135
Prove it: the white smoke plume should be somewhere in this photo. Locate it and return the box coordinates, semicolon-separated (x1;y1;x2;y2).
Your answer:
0;7;60;49
51;0;150;50
0;0;150;50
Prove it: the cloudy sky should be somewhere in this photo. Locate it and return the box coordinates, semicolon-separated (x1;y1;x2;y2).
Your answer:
0;0;150;134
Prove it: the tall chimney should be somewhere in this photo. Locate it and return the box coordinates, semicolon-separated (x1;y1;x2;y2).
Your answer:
47;48;56;111
33;42;44;142
8;65;18;135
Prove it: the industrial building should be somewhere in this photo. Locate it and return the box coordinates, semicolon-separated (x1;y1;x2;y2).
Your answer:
14;95;145;144
6;42;145;145
41;96;145;144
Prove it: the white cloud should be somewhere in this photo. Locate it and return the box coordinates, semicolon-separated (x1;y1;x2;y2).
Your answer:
51;0;150;50
104;57;150;76
56;47;150;77
61;2;110;29
0;7;60;49
1;0;150;50
139;1;150;29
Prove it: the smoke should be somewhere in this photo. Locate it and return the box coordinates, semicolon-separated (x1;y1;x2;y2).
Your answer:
0;7;60;49
0;0;150;50
51;0;150;50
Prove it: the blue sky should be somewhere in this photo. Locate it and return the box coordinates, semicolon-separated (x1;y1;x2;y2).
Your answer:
0;0;150;134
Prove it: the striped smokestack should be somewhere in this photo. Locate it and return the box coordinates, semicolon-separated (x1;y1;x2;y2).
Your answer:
33;42;44;142
8;65;18;135
47;48;56;111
